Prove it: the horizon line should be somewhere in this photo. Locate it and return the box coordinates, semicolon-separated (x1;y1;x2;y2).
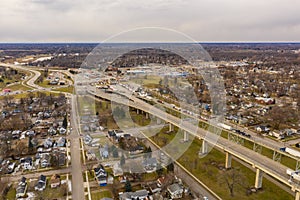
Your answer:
0;41;300;44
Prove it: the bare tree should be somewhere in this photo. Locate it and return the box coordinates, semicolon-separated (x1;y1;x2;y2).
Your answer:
219;168;247;197
15;141;27;157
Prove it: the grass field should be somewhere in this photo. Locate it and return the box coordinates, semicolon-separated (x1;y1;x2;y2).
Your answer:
35;79;53;88
5;83;32;91
53;86;74;94
91;190;113;200
5;185;16;200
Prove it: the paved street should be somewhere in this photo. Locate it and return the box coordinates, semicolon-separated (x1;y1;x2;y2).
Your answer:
70;95;85;200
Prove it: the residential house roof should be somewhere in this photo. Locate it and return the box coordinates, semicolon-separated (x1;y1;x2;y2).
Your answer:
35;175;47;191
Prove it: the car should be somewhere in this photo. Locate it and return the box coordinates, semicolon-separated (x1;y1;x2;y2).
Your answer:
157;100;164;104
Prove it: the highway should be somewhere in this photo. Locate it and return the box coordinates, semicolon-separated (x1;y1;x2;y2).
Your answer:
86;87;299;195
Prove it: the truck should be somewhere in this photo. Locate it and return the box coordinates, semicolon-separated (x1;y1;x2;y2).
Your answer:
280;147;300;158
286;168;300;182
217;123;232;131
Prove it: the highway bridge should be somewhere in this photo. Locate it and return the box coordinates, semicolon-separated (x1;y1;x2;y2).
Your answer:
81;87;300;200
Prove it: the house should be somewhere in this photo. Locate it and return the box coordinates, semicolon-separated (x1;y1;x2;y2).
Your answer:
48;127;57;135
83;134;93;145
21;157;33;170
157;176;167;188
52;150;66;166
27;130;36;137
284;129;295;136
100;145;109;159
58;152;66;166
256;125;270;133
43;111;51;118
167;183;183;199
269;131;285;139
12;130;21;139
107;130;116;138
41;154;51;168
35;175;47;191
59;127;67;134
94;165;107;186
37;112;44;119
16;177;27;198
119;189;149;200
50;174;61;188
148;182;161;194
142;157;157;172
56;137;66;147
44;137;53;148
86;150;96;161
7;162;16;174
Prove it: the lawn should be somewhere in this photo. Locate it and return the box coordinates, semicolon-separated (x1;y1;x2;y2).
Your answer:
35;79;53;88
53;86;74;94
91;190;113;200
5;185;16;200
5;83;32;91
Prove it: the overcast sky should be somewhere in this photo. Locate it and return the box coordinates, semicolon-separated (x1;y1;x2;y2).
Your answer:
0;0;300;42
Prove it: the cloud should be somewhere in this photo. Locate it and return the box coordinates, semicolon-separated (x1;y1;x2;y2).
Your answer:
0;0;299;42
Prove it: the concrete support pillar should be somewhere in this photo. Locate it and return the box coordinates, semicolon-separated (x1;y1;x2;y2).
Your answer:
295;191;300;200
145;113;149;119
136;109;140;115
156;118;161;124
255;168;263;189
225;152;232;169
201;140;208;154
169;123;174;132
183;131;189;142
